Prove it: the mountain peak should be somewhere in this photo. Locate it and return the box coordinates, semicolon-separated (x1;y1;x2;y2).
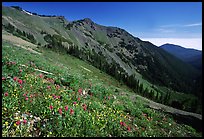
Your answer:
83;18;93;24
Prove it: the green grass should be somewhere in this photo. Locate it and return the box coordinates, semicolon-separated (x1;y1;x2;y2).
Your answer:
2;41;202;137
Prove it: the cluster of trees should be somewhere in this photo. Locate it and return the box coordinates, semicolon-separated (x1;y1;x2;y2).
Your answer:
44;34;73;50
4;23;36;44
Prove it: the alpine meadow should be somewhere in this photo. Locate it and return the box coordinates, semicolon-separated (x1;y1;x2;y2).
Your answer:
2;4;202;137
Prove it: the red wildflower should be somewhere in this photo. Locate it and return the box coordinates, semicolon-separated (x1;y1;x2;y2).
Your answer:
78;88;82;95
54;95;57;99
16;120;21;125
39;74;43;78
56;85;60;90
4;92;8;97
13;77;18;81
65;106;68;111
18;79;23;84
57;96;61;99
30;94;33;98
70;108;74;115
23;93;26;97
108;96;110;100
82;104;87;111
58;108;62;115
77;97;80;101
120;121;127;127
47;86;51;89
19;69;22;73
2;77;6;80
73;102;77;105
25;97;28;101
20;85;23;89
127;126;131;131
49;105;53;110
82;104;87;107
23;119;27;124
142;113;147;117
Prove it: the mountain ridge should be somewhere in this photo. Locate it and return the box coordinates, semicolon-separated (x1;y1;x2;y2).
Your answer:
160;43;202;71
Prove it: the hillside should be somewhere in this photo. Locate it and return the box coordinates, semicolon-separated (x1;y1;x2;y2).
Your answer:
160;43;202;71
2;39;202;137
2;5;203;137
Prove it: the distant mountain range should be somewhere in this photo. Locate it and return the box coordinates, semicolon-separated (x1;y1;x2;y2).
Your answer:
160;44;202;71
2;5;201;98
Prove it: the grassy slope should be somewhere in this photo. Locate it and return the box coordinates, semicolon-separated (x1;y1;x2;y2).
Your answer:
2;40;201;137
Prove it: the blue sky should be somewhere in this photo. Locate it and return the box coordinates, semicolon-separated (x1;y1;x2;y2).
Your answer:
2;2;202;50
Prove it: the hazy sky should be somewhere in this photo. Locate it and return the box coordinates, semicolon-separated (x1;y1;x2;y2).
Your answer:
2;2;202;50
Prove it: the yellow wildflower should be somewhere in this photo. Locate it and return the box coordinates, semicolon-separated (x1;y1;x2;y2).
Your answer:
5;122;9;126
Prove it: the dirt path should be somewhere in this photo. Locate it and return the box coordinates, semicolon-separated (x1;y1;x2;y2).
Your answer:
2;32;41;55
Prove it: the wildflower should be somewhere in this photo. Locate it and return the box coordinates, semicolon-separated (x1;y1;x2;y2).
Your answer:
13;77;18;81
65;106;68;111
70;108;74;115
54;95;57;99
30;94;33;98
18;79;23;84
5;122;9;126
20;85;23;89
73;102;77;105
120;121;126;127
23;119;27;124
4;92;8;97
58;108;62;115
2;77;6;80
108;96;111;100
57;96;61;99
142;113;147;117
56;85;60;90
120;121;124;126
49;105;53;110
19;69;22;73
23;93;26;97
39;74;43;78
25;97;28;101
127;126;131;131
16;120;21;125
47;86;51;89
82;104;87;111
77;97;80;101
78;88;82;95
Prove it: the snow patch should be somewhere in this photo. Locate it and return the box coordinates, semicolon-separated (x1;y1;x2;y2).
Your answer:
23;10;33;16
